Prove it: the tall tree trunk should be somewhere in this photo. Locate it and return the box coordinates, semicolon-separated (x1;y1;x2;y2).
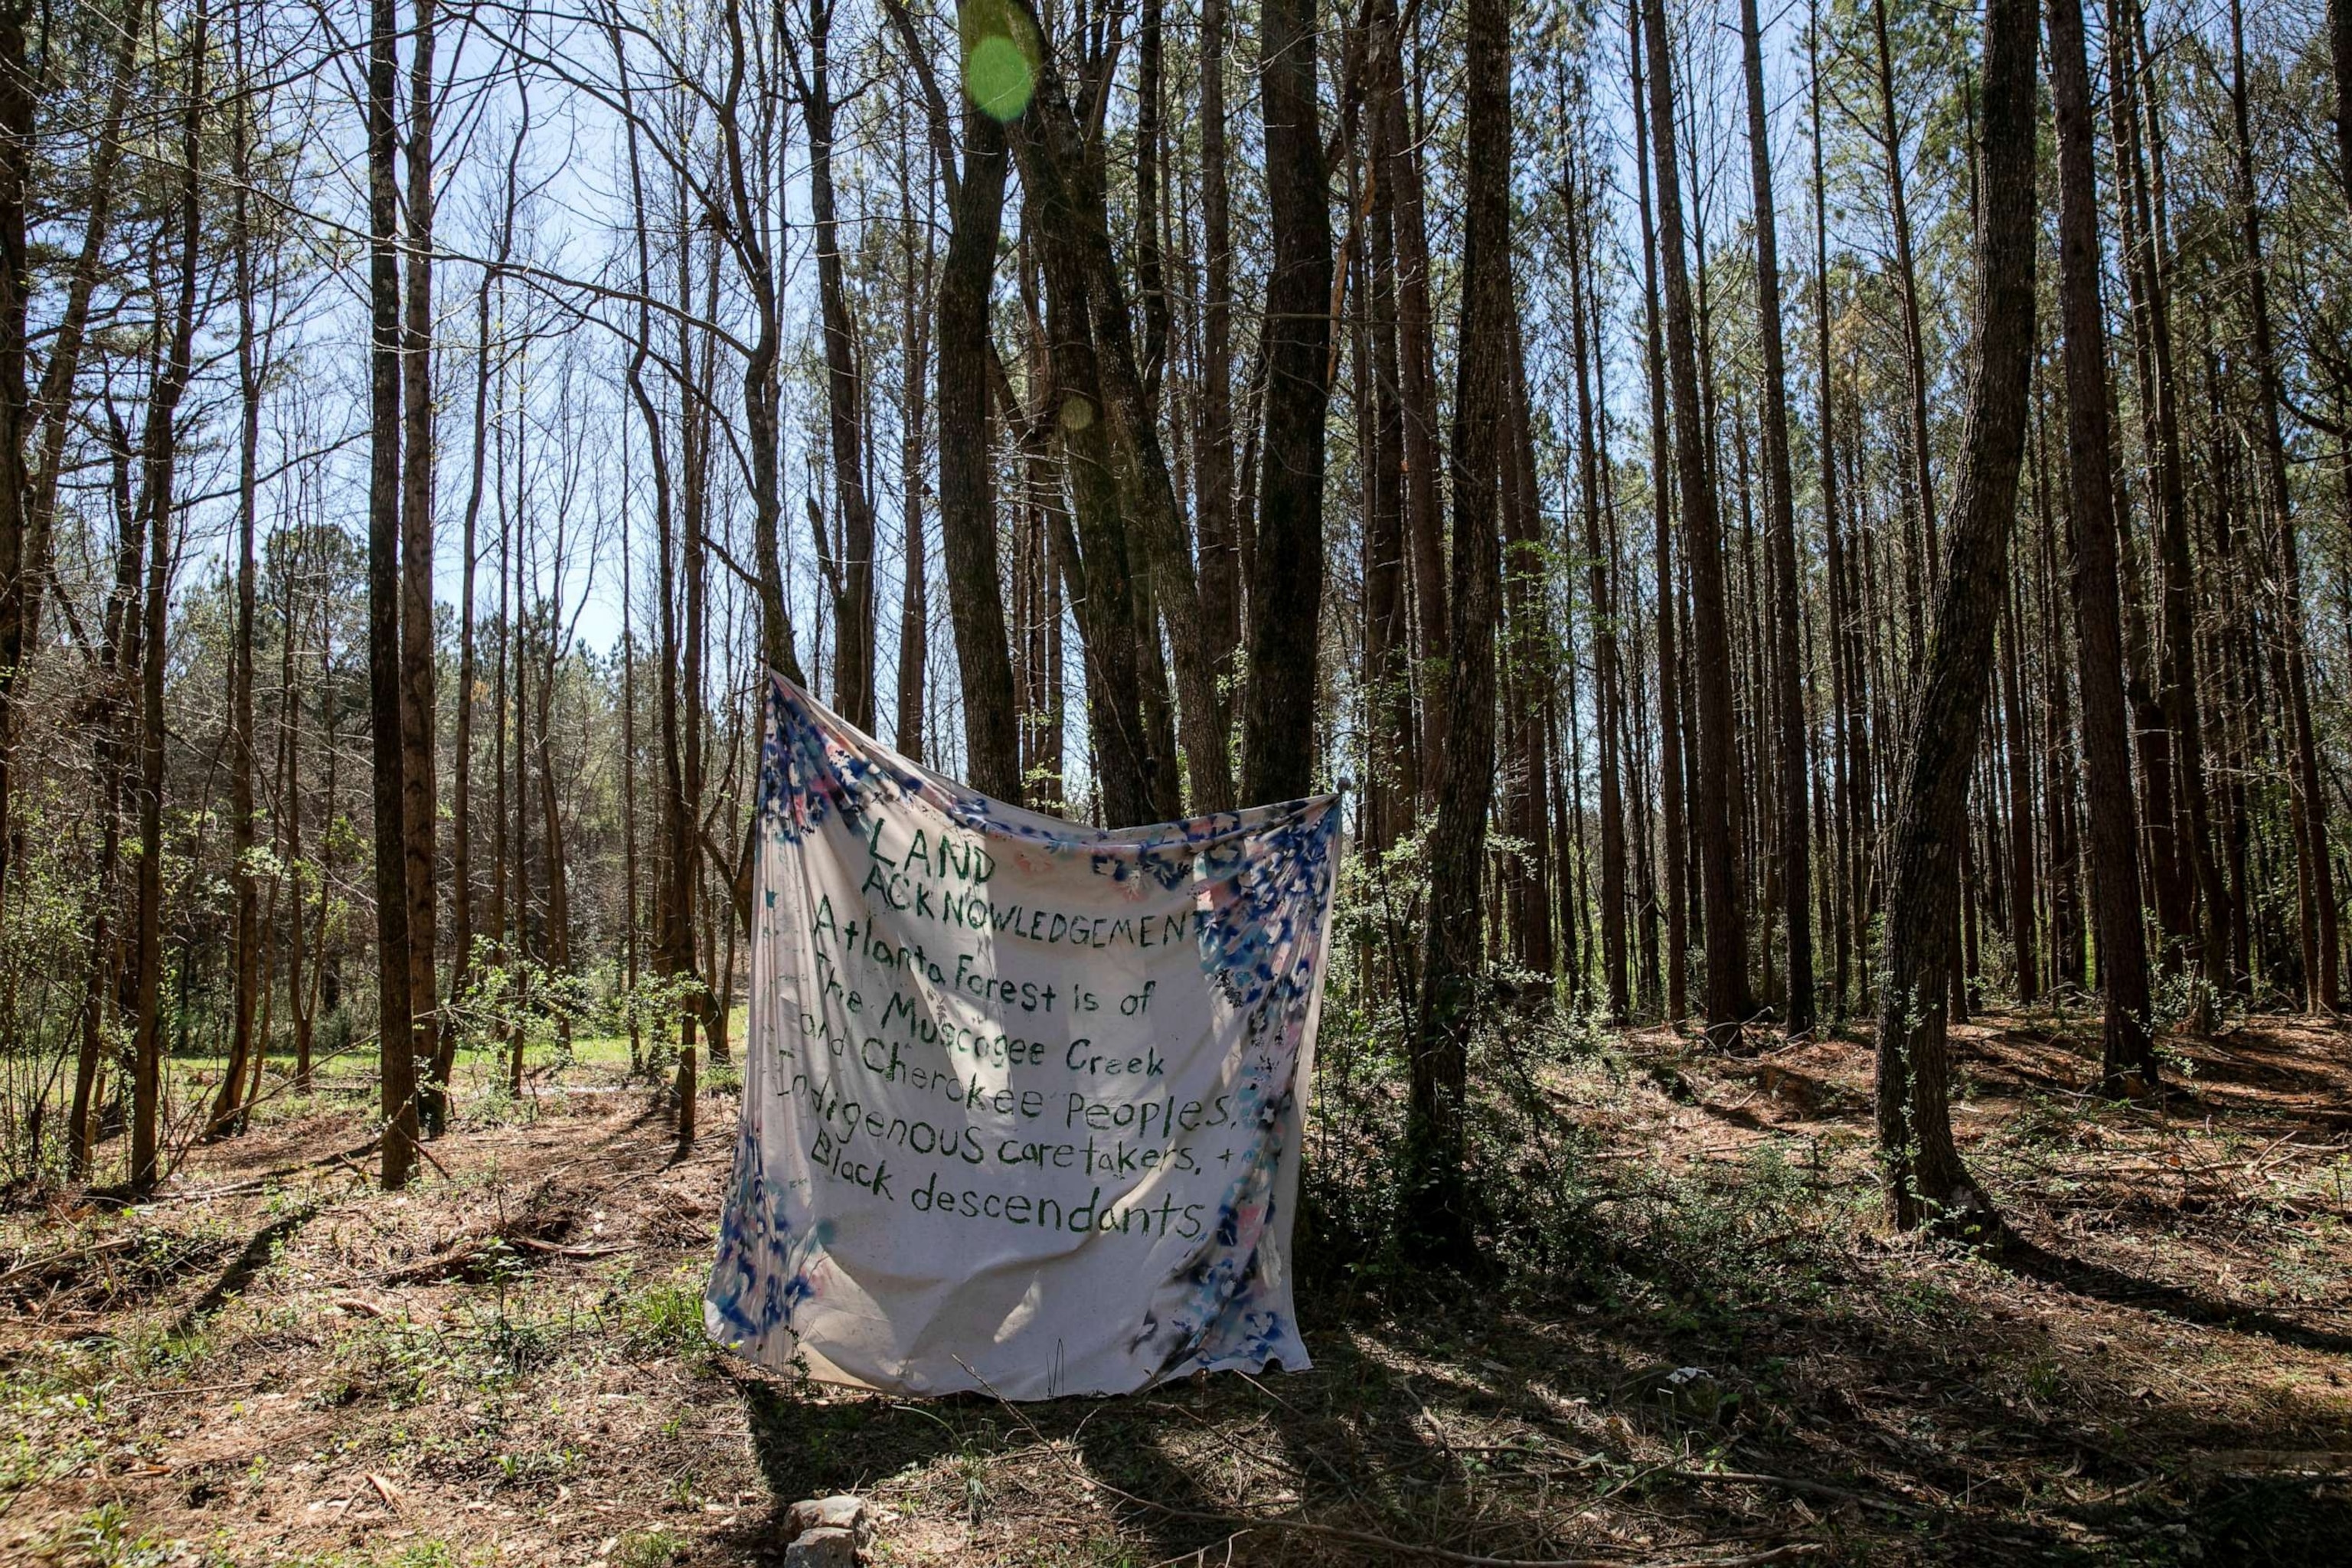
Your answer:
488;350;510;1042
2230;0;2338;1011
1034;214;1157;825
991;8;1227;816
1874;0;2036;1233
368;0;416;1189
1740;0;1813;1036
2048;0;2156;1085
73;384;143;1175
612;214;641;1076
1998;580;2039;1002
210;34;263;1138
1642;0;1746;1050
1380;1;1446;807
934;65;1021;800
510;405;532;1095
2104;0;2192;965
896;155;933;763
132;5;209;1195
1362;11;1412;848
1002;0;1233;812
616;64;672;1081
1870;0;1939;590
401;0;442;1132
622;88;691;1096
1501;309;1553;973
712;0;807;694
1631;0;1687;1024
449;272;495;1040
798;0;877;732
282;548;310;1091
1240;0;1331;806
1567;132;1628;1022
1135;0;1170;399
1409;0;1508;1259
1811;0;1860;1014
0;0;32;903
2333;0;2352;214
1197;0;1240;683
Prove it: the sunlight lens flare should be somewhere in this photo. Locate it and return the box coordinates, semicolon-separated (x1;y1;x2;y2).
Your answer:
964;34;1034;120
960;0;1039;121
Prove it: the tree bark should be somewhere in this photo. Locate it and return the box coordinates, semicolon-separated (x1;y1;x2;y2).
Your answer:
1869;0;1940;590
714;0;808;692
132;5;209;1195
1240;0;1332;806
1811;0;1860;1014
1501;309;1553;973
1409;0;1508;1259
449;272;495;1035
23;0;149;704
1630;0;1686;1024
1873;0;2037;1234
1740;0;1813;1036
72;420;143;1176
797;0;878;733
1642;0;1746;1050
2334;0;2352;214
1197;0;1240;683
2230;0;2338;1011
1362;9;1411;848
210;31;264;1138
1001;0;1233;812
1566;132;1628;1022
896;154;933;763
2104;0;2192;967
0;0;32;904
403;0;443;1132
1998;580;2039;1003
1379;1;1445;808
2048;0;2156;1085
369;0;416;1189
934;62;1021;801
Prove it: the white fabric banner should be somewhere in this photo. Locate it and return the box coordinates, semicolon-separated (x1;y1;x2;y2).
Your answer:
705;675;1342;1398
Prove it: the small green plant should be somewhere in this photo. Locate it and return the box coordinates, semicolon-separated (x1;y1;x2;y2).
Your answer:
618;1274;708;1358
613;1528;688;1568
57;1501;181;1568
2149;960;2220;1036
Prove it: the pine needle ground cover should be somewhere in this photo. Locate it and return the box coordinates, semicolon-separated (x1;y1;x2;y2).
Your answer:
3;1014;2347;1566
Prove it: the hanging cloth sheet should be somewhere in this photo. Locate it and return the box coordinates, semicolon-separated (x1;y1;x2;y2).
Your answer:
705;675;1341;1398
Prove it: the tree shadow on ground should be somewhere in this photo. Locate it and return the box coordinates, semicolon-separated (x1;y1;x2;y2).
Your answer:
168;1203;317;1335
1997;1232;2352;1357
732;1369;975;1502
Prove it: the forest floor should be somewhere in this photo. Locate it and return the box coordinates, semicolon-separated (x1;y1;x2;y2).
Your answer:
4;1007;2350;1567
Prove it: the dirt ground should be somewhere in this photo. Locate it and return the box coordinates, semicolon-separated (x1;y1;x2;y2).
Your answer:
4;1010;2348;1566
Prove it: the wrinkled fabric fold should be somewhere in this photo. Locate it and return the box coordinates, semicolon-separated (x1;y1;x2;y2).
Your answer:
706;674;1339;1398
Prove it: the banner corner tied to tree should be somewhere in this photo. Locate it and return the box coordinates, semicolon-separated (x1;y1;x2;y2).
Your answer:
704;674;1342;1400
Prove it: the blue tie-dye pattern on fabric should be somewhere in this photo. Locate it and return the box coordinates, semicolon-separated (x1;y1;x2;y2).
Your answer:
713;674;1340;1394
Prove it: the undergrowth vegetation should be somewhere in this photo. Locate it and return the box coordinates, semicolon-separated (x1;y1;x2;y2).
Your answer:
3;1003;2349;1566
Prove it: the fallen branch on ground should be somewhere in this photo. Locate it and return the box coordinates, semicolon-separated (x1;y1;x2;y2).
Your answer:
0;1235;140;1292
149;1135;384;1206
1664;1465;1925;1516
